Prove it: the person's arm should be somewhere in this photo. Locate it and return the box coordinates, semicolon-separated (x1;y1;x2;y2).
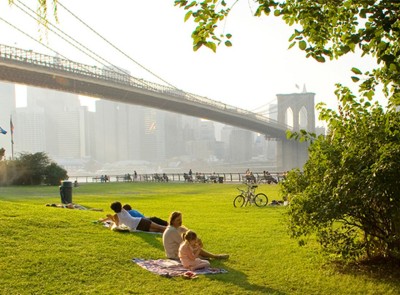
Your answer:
98;216;110;222
181;243;197;260
106;213;119;225
192;239;203;257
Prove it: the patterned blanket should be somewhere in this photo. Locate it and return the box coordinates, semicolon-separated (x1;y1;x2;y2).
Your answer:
132;258;228;278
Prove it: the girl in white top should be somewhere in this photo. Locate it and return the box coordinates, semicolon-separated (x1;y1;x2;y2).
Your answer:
109;201;166;233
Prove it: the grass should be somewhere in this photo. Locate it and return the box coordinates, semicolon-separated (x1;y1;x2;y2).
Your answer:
0;183;399;295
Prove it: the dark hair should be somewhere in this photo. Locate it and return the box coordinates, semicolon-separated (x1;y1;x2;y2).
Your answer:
169;211;182;225
110;201;122;213
123;204;132;210
182;230;197;241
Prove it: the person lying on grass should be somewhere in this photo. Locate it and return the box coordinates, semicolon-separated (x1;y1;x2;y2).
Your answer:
107;201;166;233
162;211;229;260
122;204;168;226
179;230;210;271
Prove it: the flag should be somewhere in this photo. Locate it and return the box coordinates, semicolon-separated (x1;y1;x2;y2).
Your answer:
0;126;6;135
10;116;14;144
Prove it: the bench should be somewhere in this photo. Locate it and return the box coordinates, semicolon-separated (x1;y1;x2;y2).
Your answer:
116;174;132;182
92;176;103;182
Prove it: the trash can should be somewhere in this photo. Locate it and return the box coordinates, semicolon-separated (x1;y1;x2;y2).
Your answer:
59;180;73;204
218;176;224;183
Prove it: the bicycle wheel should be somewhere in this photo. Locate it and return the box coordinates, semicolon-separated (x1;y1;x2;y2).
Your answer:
254;193;268;207
233;195;246;207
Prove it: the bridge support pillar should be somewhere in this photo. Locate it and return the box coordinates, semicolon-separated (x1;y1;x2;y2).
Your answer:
276;139;309;171
275;91;315;171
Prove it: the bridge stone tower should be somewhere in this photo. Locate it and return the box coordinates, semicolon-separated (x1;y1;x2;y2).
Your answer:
276;92;315;171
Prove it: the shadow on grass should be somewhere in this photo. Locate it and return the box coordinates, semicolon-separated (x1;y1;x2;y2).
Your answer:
101;226;165;249
207;263;286;294
331;257;400;285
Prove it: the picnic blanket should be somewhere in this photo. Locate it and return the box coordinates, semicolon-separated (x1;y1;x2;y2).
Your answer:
132;258;228;278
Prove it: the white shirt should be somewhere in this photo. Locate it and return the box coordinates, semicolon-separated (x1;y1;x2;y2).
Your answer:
162;226;187;259
117;209;141;230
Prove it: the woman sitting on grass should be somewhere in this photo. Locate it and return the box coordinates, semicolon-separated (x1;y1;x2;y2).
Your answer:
107;201;166;233
179;230;210;271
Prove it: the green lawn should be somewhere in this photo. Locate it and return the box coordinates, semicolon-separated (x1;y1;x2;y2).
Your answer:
0;183;398;295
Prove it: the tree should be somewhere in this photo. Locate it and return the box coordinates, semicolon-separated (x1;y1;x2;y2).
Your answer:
43;162;68;186
174;0;400;106
7;0;58;24
1;152;68;185
0;148;5;160
281;89;400;260
13;152;51;185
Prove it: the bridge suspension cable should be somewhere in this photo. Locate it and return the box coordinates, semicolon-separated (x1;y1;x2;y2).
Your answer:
12;0;130;77
57;1;179;89
0;16;68;60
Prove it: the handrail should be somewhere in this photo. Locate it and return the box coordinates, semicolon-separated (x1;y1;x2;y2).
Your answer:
69;171;287;184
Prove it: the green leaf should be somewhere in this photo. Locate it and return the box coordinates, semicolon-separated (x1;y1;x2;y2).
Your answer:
365;90;374;100
224;40;232;47
184;11;193;22
226;33;232;39
341;45;351;54
299;41;307;50
316;56;326;63
351;76;360;82
206;42;217;53
351;67;362;75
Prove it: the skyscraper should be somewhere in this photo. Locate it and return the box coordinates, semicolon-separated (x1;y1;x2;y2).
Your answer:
21;86;84;160
0;82;15;158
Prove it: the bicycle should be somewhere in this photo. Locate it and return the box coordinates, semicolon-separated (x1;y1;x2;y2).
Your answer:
233;182;268;207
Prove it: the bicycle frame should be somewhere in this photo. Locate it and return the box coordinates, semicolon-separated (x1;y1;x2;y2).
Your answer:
237;183;258;205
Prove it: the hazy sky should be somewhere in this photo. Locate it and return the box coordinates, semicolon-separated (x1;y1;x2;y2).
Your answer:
0;0;381;122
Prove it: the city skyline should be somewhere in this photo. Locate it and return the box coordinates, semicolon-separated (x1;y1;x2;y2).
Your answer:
1;82;281;174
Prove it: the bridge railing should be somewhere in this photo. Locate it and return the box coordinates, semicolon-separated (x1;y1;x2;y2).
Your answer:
0;44;290;130
69;171;287;184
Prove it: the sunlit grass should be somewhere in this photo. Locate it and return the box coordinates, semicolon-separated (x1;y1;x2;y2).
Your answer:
0;183;398;295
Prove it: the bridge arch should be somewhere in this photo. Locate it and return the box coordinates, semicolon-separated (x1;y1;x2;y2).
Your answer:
276;92;316;170
277;92;315;132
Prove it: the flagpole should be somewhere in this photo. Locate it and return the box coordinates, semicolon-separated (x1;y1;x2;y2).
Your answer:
10;115;14;160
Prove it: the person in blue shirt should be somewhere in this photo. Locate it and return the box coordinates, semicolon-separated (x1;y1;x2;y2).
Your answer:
123;204;168;226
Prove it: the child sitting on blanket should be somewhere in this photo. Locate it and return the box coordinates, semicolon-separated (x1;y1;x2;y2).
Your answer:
178;230;210;271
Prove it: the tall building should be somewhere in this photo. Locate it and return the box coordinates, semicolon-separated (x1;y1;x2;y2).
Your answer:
0;82;15;158
15;86;86;160
228;127;254;162
14;106;46;154
164;111;184;159
94;100;128;163
141;108;165;162
94;101;173;164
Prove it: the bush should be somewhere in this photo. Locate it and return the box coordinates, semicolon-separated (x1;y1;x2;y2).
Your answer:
0;152;68;186
283;87;400;261
43;162;68;186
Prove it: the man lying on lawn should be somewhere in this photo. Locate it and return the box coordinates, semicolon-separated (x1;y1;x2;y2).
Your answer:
106;201;166;233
